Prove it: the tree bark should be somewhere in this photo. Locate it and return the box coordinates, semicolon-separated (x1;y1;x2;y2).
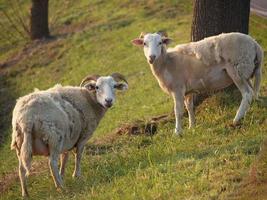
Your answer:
191;0;251;42
30;0;50;40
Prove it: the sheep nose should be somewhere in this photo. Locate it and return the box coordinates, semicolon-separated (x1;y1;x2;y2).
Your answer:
105;98;113;107
149;55;156;64
105;98;112;103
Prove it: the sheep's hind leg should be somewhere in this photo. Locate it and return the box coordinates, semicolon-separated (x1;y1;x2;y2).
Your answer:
17;150;29;197
226;66;253;125
184;94;195;129
73;142;86;178
60;152;69;178
46;127;64;189
49;151;64;189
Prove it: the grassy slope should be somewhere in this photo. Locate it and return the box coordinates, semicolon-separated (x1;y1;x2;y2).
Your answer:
0;0;266;199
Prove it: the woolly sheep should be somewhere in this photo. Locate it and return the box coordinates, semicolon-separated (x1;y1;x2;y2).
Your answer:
132;31;263;134
11;73;128;197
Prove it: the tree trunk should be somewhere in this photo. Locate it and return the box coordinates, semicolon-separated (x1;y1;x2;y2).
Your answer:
191;0;251;42
191;0;250;106
30;0;50;40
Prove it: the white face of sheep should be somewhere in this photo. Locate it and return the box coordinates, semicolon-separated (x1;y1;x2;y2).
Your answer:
132;33;172;64
86;76;128;108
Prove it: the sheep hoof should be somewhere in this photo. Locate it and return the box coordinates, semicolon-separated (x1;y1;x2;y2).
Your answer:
230;121;242;128
72;173;81;179
56;185;65;193
174;128;183;136
188;124;195;129
22;191;29;199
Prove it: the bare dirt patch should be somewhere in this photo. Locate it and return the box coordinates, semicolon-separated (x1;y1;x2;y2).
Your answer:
112;113;174;136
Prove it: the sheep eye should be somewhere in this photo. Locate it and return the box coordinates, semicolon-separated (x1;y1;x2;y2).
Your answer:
95;86;99;90
159;42;162;45
143;42;147;46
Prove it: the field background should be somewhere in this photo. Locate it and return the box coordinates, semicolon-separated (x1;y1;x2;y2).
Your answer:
0;0;266;199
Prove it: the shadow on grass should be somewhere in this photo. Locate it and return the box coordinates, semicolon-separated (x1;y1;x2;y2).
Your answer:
48;134;261;199
228;138;267;200
86;143;120;156
2;124;263;199
0;72;17;145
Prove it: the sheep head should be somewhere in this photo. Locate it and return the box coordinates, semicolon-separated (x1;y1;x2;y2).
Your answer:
131;31;172;64
80;73;128;108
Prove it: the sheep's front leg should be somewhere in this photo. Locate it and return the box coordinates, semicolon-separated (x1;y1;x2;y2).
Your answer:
59;152;69;178
73;143;85;178
184;94;195;129
173;91;185;135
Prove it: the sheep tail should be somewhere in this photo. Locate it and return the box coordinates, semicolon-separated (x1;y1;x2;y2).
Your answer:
253;42;263;100
20;123;33;176
10;130;17;151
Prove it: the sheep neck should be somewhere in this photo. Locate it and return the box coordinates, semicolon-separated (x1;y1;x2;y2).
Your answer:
149;46;167;77
82;90;107;120
91;95;107;120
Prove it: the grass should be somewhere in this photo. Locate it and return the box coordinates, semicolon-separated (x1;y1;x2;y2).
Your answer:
0;0;266;199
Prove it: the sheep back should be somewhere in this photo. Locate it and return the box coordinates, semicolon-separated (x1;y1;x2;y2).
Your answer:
172;33;259;79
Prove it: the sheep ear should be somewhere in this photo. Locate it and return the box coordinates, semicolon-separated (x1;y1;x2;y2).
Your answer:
162;38;172;45
115;83;128;91
131;38;144;46
84;82;96;91
157;30;168;37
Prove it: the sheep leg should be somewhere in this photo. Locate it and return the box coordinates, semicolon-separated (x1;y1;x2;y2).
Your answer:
72;144;85;178
17;150;29;197
226;66;253;125
184;94;195;128
233;82;253;125
59;152;69;178
173;91;185;135
49;152;64;189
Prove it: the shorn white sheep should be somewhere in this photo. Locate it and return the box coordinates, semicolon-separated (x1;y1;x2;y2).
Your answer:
11;73;128;197
132;31;263;134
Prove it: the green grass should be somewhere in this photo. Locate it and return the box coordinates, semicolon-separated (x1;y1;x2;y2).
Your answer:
0;0;266;199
